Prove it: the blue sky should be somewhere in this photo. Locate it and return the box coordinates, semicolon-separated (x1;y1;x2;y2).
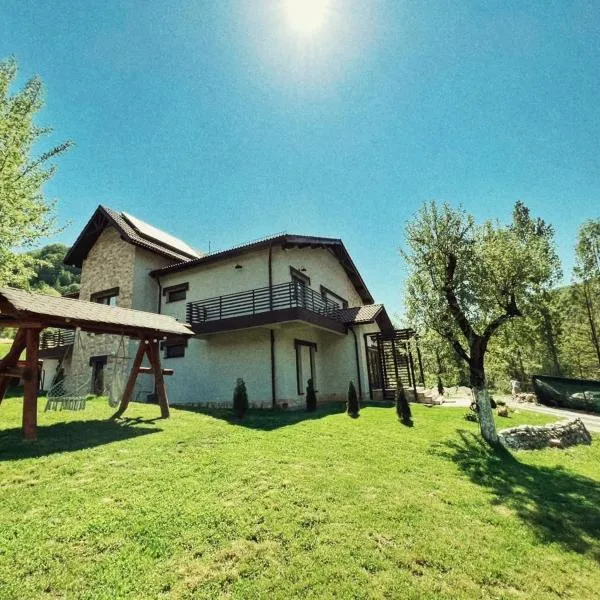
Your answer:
2;0;599;316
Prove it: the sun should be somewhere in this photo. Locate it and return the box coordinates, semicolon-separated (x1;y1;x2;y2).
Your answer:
284;0;330;34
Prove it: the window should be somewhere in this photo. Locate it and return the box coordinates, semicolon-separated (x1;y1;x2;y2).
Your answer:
90;287;119;306
295;339;317;394
164;282;189;303
161;338;187;358
320;285;348;309
290;267;310;307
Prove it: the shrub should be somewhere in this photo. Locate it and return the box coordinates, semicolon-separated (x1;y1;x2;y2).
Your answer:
497;405;510;418
233;378;248;418
437;376;444;396
395;384;412;424
306;378;317;412
346;381;359;418
464;411;479;422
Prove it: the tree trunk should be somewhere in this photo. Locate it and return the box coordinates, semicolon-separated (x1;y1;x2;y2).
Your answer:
540;306;562;376
583;281;600;370
469;344;499;446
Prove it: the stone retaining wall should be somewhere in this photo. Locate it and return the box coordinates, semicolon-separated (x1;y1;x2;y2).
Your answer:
498;418;592;450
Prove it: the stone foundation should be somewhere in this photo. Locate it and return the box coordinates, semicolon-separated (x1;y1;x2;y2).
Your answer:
498;418;592;450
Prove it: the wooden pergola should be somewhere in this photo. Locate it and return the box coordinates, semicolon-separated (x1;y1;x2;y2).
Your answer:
0;287;194;440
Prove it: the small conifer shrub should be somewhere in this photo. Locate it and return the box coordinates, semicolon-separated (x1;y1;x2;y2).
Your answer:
346;381;360;418
233;378;248;418
395;384;412;424
306;378;317;412
437;376;444;396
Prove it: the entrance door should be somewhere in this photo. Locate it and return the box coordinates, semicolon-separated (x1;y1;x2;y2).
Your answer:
90;356;107;396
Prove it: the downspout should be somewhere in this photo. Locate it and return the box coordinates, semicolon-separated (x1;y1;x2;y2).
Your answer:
268;242;276;408
349;326;363;402
156;275;162;314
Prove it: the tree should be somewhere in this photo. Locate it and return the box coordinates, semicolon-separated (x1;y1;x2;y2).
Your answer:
27;243;80;295
403;201;559;445
573;219;600;371
0;57;72;288
232;378;248;418
346;381;359;418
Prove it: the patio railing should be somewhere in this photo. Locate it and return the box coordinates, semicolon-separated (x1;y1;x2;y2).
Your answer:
39;328;76;350
186;282;342;325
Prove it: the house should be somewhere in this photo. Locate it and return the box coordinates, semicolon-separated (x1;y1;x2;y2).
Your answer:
39;206;423;407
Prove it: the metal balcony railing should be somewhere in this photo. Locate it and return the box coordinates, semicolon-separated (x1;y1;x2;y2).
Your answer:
39;328;75;350
186;282;342;325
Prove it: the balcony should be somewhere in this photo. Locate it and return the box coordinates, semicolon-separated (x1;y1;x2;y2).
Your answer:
39;328;75;358
186;282;347;335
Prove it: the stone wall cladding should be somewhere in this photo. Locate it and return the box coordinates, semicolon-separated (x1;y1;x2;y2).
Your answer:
70;227;137;391
499;418;592;450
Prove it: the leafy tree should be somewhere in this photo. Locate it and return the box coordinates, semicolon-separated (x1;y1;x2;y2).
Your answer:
0;57;72;288
573;219;600;371
27;243;80;295
306;378;317;412
232;378;248;418
346;381;359;418
403;201;559;444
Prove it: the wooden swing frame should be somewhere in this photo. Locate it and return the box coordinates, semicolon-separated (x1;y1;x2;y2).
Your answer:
0;288;193;440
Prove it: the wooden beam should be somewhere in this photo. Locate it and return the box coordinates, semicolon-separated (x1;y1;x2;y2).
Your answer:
0;329;28;406
22;328;41;440
110;340;148;419
0;321;45;329
138;366;174;376
0;366;28;380
148;341;170;419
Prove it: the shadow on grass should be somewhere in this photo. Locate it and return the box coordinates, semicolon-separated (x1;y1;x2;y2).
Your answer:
173;402;345;431
0;419;161;461
433;430;600;559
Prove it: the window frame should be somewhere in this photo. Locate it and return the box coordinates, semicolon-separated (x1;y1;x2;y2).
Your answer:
163;282;189;303
160;338;188;359
320;285;348;309
289;266;310;286
90;287;119;306
295;339;317;395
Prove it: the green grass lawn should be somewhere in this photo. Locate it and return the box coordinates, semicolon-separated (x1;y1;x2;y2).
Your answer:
0;399;598;599
0;341;12;358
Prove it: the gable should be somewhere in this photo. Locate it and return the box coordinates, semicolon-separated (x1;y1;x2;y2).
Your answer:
64;205;202;268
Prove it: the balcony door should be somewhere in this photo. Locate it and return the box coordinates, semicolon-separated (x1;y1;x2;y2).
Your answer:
290;267;310;309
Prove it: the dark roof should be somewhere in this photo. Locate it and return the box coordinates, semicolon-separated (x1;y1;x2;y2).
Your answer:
151;234;375;305
0;287;193;339
335;304;394;331
64;206;203;267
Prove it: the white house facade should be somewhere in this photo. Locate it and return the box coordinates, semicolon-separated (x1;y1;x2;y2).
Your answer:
39;206;423;408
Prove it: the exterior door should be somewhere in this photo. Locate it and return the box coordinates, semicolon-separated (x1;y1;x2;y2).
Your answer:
90;356;107;396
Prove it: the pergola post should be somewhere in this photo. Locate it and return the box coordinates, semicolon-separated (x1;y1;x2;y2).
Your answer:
148;340;170;419
110;339;147;420
23;328;41;440
110;338;170;420
0;329;27;406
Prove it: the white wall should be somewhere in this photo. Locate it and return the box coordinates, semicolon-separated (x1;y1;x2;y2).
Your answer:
163;328;272;407
271;245;364;307
132;247;172;313
159;248;271;323
41;359;60;392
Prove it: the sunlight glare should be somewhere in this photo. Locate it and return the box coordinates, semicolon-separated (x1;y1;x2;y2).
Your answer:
285;0;330;34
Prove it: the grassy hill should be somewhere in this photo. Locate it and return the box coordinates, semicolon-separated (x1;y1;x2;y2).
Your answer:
0;400;598;599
